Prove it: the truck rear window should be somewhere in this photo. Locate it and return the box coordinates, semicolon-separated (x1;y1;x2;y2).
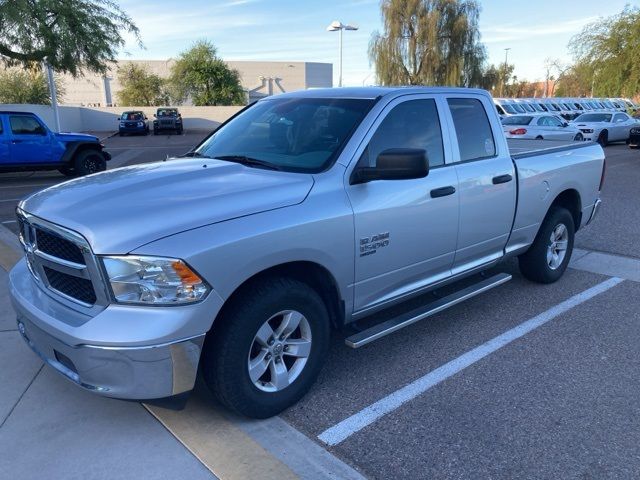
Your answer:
447;98;496;162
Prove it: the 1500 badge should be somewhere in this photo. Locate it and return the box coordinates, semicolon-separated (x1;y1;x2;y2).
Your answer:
360;232;390;257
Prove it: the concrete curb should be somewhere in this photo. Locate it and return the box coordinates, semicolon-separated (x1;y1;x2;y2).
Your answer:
0;224;21;272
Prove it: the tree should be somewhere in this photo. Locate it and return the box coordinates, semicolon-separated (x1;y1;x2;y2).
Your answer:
169;40;245;106
368;0;487;86
568;6;640;97
117;63;169;106
0;64;64;104
555;61;594;97
0;0;140;76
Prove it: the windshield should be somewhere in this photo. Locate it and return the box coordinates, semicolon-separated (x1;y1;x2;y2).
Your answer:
195;97;375;173
574;113;612;123
121;112;144;121
519;103;536;113
158;109;178;117
501;115;533;125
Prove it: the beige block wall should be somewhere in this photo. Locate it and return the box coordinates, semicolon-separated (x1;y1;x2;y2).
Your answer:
59;60;332;106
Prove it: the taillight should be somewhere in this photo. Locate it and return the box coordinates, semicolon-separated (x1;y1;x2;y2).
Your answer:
509;128;527;135
599;159;606;191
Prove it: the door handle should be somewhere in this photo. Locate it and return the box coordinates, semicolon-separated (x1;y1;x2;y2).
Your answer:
492;174;512;184
11;139;23;144
430;186;456;198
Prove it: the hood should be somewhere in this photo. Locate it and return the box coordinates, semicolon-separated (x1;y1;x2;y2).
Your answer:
55;132;99;142
572;122;607;128
21;159;314;253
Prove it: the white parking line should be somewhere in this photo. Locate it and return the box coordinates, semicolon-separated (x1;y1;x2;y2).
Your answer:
318;277;624;446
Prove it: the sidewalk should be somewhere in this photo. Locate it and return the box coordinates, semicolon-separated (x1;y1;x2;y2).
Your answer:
0;253;216;480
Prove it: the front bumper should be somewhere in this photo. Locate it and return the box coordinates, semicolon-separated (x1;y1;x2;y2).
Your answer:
9;259;210;400
16;315;204;399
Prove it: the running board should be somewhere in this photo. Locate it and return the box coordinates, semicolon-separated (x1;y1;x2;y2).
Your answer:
345;273;512;348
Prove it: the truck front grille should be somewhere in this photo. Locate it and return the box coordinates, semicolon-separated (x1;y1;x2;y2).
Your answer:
35;227;86;265
43;266;97;305
17;210;107;310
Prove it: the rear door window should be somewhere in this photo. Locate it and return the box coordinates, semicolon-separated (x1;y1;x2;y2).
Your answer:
447;98;496;162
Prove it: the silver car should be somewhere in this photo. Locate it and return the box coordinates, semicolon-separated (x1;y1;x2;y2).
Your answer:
502;114;583;141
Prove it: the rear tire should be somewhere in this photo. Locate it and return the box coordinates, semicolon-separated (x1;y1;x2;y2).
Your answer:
518;207;575;284
201;277;330;418
74;150;106;176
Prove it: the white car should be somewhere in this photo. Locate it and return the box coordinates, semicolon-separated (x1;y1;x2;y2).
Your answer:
502;114;584;141
572;112;640;145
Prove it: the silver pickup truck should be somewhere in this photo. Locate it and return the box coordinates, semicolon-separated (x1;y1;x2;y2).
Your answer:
10;87;605;418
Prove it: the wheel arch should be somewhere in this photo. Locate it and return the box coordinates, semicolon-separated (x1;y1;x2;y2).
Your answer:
62;141;104;165
210;261;345;335
549;188;582;231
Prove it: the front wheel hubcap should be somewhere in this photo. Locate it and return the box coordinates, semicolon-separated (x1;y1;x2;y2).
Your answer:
547;223;569;270
248;310;312;393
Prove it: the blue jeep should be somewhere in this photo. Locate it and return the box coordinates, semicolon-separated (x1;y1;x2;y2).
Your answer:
0;111;111;176
118;110;149;136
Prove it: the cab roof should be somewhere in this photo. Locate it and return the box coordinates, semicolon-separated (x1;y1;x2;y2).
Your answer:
270;86;491;100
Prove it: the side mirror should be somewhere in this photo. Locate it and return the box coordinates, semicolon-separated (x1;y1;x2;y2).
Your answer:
562;122;569;127
352;148;429;184
153;114;157;118
144;116;148;120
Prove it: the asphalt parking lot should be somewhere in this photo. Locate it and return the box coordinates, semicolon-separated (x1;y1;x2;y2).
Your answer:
1;138;639;479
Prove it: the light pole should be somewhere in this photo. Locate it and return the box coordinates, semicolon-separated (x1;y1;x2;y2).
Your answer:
326;20;358;87
43;60;61;132
500;47;511;97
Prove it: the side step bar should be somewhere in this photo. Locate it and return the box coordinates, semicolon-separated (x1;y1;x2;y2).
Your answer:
345;273;512;348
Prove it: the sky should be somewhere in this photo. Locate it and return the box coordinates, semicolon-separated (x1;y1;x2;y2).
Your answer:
117;0;635;87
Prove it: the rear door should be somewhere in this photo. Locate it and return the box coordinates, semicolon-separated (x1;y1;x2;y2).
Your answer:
443;95;517;274
8;115;52;164
347;94;459;312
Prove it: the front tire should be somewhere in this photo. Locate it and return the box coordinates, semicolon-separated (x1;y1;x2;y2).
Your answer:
201;277;330;418
573;133;584;141
74;150;106;176
518;207;575;284
597;130;608;147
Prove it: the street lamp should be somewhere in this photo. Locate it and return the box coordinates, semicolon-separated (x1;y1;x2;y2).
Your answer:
326;20;358;87
500;47;511;97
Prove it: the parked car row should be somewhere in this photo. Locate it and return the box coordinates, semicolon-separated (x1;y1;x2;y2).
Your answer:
494;97;639;122
501;110;640;146
118;108;183;136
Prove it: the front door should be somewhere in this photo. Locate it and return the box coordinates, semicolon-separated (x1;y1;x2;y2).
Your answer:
8;115;52;164
347;96;459;313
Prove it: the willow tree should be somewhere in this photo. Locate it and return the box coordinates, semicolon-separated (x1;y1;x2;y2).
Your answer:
569;6;640;97
369;0;486;86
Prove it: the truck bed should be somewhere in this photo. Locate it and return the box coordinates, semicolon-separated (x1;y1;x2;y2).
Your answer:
507;138;594;158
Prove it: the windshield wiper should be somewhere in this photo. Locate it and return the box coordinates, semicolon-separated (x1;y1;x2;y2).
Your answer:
215;155;282;171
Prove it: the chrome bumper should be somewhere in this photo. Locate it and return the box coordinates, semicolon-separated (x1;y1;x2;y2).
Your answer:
9;259;210;400
586;198;602;226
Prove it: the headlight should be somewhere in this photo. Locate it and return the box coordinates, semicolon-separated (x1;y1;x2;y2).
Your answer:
137;121;144;127
119;122;125;127
581;128;594;133
632;128;640;134
102;256;209;305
